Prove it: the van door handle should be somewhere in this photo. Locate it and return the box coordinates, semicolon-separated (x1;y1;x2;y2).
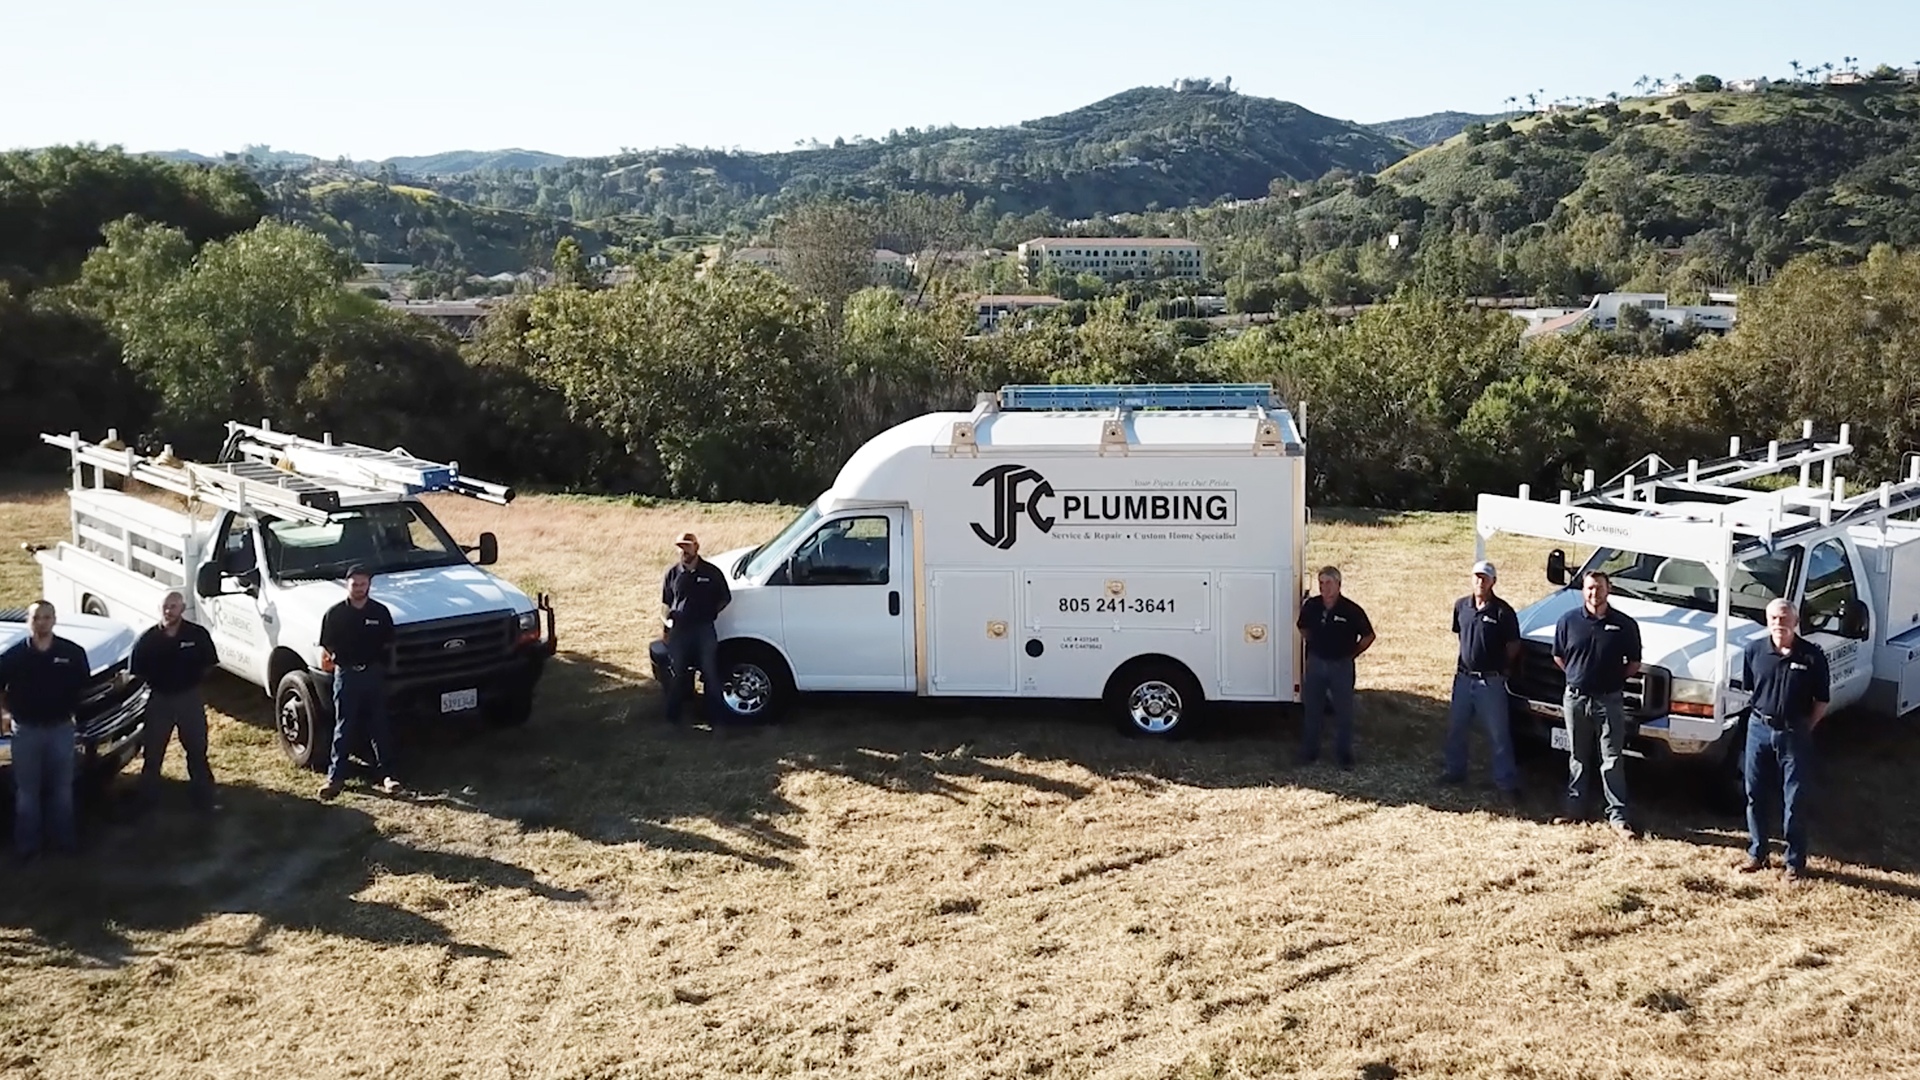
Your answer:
889;591;901;616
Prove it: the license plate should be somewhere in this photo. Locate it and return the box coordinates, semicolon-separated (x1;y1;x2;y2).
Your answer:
1550;725;1572;752
441;688;478;714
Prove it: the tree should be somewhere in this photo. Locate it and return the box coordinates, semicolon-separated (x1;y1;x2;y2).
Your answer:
1693;74;1723;92
775;198;877;332
552;236;591;289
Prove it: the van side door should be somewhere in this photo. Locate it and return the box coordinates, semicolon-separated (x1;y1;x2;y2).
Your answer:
775;509;911;692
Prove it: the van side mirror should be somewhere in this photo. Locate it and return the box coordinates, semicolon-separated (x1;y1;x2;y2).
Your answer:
1547;549;1569;587
196;562;223;600
468;531;499;566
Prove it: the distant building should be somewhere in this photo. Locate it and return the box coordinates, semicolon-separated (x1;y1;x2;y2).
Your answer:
1728;77;1771;93
383;299;493;339
1017;237;1204;282
1519;292;1738;338
1827;70;1866;86
973;294;1066;332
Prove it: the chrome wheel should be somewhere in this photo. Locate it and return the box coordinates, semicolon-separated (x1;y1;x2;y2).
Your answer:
279;691;312;755
724;662;775;717
1127;679;1185;735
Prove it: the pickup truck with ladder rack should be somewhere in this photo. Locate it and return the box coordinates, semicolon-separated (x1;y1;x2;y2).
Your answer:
29;422;557;770
1477;422;1920;798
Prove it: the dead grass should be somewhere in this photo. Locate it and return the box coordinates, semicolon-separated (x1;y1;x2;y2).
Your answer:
2;476;1918;1079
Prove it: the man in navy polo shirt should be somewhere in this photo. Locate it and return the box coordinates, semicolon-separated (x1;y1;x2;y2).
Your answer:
1738;598;1829;884
1443;560;1521;800
0;601;91;862
1553;570;1642;837
1295;565;1375;769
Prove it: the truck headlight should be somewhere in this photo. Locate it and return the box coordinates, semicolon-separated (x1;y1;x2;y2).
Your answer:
515;611;541;644
1669;678;1716;718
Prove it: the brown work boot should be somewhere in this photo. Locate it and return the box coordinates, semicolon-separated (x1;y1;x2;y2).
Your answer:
317;781;342;801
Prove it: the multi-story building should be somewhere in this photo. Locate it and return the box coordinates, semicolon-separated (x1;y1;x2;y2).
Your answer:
1017;237;1204;282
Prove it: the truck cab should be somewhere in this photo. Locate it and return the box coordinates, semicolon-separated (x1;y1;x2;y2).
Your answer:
1480;424;1920;797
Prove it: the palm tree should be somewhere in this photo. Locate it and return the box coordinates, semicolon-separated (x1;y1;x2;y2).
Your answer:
1634;75;1649;94
1789;60;1802;81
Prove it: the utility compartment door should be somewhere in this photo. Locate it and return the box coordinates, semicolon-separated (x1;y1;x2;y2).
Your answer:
927;570;1017;694
1216;572;1279;699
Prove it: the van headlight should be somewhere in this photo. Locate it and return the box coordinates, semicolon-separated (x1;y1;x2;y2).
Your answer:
1669;678;1717;718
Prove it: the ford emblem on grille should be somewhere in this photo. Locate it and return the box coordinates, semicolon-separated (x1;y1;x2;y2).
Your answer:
442;638;467;650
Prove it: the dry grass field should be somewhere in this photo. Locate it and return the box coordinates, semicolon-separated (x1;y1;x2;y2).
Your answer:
3;476;1919;1079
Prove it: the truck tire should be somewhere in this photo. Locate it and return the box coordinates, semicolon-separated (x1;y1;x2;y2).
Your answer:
1109;659;1203;739
275;670;335;771
717;642;793;724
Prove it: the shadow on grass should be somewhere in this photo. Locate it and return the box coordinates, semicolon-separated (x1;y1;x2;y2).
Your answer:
0;778;586;970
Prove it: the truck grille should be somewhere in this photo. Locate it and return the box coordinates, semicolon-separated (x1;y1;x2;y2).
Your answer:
1512;640;1671;717
393;612;516;685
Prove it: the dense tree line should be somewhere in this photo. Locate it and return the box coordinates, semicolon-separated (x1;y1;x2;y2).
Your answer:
5;147;1919;513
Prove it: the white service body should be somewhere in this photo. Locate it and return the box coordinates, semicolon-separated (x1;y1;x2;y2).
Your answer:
702;393;1307;715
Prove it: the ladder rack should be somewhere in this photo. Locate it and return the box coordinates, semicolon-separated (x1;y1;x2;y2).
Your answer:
995;383;1281;412
43;423;515;525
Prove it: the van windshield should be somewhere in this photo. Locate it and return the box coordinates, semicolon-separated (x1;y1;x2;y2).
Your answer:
743;501;822;580
266;503;467;580
1582;545;1802;622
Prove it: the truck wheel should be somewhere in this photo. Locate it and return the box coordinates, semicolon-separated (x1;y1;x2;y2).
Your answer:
82;595;109;618
1109;659;1203;739
486;684;536;728
718;643;793;723
275;670;335;771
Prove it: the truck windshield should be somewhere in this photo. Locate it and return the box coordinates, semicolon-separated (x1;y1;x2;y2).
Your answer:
743;501;822;580
1582;545;1803;623
264;503;468;580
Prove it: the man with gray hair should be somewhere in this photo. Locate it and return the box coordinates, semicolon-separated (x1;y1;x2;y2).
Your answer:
1295;565;1375;768
1738;597;1829;884
0;601;91;861
131;591;221;813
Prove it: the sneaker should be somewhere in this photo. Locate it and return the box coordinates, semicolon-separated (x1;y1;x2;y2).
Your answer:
1608;819;1637;840
374;777;403;796
1735;855;1769;873
317;781;342;801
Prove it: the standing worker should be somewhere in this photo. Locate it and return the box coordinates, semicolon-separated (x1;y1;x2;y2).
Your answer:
132;591;222;813
317;566;401;799
660;532;732;729
0;601;91;862
1442;560;1522;801
1295;566;1375;769
1552;571;1642;838
1738;598;1829;884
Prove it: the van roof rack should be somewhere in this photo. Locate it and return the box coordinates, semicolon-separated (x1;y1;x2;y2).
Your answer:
995;383;1280;412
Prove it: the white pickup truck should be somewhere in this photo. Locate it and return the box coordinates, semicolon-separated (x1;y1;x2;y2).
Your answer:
0;607;151;793
30;423;557;770
1478;424;1920;800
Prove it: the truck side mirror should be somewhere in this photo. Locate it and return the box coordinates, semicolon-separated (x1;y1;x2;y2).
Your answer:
195;562;223;600
1547;549;1569;587
1839;598;1870;639
470;531;499;566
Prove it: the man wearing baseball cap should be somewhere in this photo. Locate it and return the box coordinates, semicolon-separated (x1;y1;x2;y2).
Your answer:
660;532;732;728
1442;559;1522;801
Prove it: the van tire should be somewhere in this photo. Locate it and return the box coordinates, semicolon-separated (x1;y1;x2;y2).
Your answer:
275;670;335;771
1109;659;1203;739
718;642;794;724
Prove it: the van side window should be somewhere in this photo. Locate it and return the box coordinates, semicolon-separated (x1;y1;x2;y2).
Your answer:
1803;539;1866;639
790;517;889;586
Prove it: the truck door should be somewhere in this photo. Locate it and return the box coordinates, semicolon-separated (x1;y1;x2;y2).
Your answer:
776;509;911;691
203;514;275;685
1797;537;1875;708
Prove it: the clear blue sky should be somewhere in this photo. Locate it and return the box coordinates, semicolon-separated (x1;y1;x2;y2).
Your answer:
5;0;1915;160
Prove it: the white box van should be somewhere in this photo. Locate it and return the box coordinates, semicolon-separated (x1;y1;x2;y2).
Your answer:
651;383;1308;736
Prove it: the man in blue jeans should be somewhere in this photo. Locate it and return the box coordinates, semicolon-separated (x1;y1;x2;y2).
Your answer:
1738;598;1829;885
0;601;92;862
317;566;400;800
1295;565;1375;769
1553;570;1642;838
661;532;732;728
1443;560;1522;801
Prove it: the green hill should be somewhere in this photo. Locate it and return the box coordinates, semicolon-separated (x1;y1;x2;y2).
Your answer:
381;149;568;175
426;85;1411;229
1356;79;1920;289
272;179;617;274
1367;111;1514;147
